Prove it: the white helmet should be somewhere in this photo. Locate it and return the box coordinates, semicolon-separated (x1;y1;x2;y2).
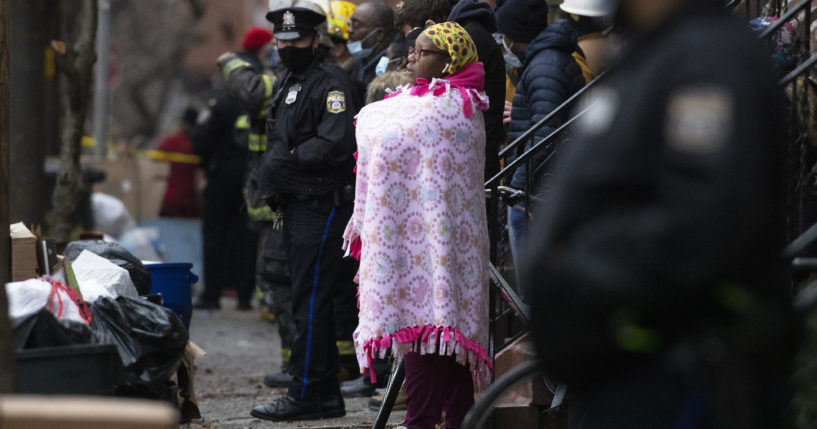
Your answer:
559;0;617;17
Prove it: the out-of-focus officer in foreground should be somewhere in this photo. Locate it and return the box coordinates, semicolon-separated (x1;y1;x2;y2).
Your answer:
523;0;798;428
248;5;360;422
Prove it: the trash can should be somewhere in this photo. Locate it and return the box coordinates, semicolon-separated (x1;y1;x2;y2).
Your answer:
145;263;197;329
15;344;124;395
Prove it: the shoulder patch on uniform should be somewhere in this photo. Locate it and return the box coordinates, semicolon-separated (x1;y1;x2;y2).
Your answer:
576;86;619;136
665;85;734;155
197;108;211;125
326;90;346;114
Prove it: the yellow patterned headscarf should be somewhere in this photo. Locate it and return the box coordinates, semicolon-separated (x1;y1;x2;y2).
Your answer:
422;22;478;75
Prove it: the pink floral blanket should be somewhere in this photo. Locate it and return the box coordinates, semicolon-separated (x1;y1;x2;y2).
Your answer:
343;73;492;386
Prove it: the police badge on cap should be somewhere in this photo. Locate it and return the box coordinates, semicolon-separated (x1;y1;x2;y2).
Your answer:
266;7;326;40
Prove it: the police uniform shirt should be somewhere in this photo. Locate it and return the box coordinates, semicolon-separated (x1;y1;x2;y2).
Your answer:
261;57;360;197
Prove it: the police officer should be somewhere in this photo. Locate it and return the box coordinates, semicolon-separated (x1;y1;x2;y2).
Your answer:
249;5;360;421
522;0;796;427
218;2;361;395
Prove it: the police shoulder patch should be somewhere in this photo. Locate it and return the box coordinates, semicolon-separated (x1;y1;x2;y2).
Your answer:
576;86;619;136
197;108;211;125
326;90;346;114
664;85;734;155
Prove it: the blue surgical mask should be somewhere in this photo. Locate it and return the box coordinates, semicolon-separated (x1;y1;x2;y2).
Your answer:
268;48;280;69
504;52;523;69
347;40;370;58
494;32;523;69
348;28;380;58
375;56;403;76
375;56;390;76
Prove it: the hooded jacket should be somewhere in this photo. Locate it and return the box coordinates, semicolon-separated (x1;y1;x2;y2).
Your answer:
507;19;586;191
449;0;506;180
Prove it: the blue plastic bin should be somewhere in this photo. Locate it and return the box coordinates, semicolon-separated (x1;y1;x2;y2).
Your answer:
145;262;198;329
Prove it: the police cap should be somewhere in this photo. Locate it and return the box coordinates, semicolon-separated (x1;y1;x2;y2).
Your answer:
266;7;327;40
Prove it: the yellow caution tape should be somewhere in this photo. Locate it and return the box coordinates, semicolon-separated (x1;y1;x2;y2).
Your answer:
144;149;201;164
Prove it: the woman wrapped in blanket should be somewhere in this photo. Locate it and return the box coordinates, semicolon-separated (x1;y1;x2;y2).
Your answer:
343;22;490;429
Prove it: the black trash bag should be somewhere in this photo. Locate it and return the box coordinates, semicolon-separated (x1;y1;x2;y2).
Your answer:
64;240;151;295
89;296;188;390
12;309;93;349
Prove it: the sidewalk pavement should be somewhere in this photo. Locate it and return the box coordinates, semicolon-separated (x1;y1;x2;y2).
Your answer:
181;297;406;429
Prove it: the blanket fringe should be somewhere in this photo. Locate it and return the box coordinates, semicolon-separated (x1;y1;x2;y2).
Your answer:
359;325;492;388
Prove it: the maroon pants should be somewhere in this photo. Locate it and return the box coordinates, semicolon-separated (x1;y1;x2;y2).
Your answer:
404;352;475;429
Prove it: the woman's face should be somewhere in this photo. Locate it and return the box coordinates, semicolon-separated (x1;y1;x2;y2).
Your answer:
406;33;450;81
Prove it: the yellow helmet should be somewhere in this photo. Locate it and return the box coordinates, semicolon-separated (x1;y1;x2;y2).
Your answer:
327;0;356;40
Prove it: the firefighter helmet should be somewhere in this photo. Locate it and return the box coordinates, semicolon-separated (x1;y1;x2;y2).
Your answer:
559;0;616;17
327;0;356;40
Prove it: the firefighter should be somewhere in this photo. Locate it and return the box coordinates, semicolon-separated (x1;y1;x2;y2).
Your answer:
326;0;359;78
192;57;259;311
218;24;297;374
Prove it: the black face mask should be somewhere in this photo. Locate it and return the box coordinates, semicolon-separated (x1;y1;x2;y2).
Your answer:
278;38;316;73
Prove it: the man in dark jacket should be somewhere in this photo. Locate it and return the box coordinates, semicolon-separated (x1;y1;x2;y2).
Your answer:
448;0;506;180
195;27;277;311
522;0;796;427
217;28;298;385
348;2;396;88
496;0;585;277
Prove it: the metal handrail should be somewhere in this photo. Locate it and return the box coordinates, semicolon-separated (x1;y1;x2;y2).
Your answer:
371;356;406;429
780;53;817;86
497;70;607;161
489;263;531;323
759;0;812;40
724;0;741;9
486;104;591;188
785;219;817;258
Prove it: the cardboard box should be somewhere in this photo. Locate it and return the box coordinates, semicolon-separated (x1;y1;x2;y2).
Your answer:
10;222;38;281
493;332;553;407
82;154;177;221
136;154;170;220
82;155;142;220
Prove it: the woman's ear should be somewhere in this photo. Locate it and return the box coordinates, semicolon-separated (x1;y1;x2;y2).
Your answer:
424;19;436;28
